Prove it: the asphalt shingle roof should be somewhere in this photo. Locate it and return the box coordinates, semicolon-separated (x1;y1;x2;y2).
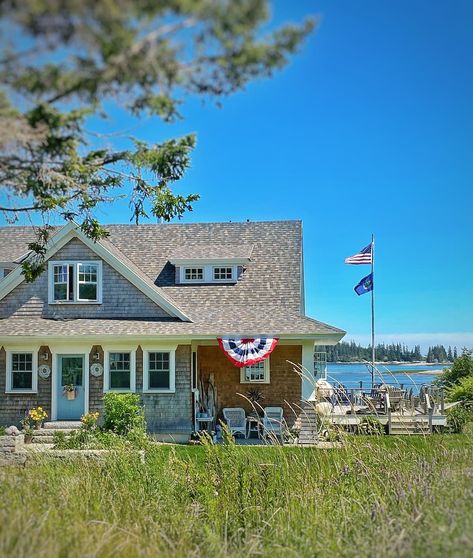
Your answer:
169;244;254;261
0;221;345;339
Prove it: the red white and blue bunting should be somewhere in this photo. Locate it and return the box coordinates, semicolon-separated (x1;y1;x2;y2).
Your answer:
217;337;279;368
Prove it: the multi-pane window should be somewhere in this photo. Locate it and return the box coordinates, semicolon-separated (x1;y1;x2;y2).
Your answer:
109;352;131;390
148;352;170;390
50;261;101;303
11;353;33;390
241;360;269;383
179;264;237;283
184;267;204;281
78;264;98;301
213;267;233;281
53;264;71;301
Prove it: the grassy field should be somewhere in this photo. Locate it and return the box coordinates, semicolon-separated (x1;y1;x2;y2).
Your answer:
1;435;472;558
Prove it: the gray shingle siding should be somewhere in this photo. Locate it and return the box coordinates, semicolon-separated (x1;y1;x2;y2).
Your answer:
0;343;192;434
0;238;171;319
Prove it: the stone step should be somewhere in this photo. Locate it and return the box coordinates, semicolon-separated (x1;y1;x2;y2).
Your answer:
32;435;61;444
43;421;82;430
33;428;79;437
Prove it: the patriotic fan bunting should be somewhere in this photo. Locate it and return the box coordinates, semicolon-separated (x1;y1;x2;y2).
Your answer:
217;337;279;368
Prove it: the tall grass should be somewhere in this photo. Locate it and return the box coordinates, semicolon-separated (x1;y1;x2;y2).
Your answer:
0;435;472;557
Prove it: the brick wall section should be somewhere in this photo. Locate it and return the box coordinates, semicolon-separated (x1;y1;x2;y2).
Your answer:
0;347;51;426
198;345;302;427
88;345;104;417
0;238;171;319
139;344;193;433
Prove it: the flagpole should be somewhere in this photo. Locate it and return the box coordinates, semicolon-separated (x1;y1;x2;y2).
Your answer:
371;233;375;385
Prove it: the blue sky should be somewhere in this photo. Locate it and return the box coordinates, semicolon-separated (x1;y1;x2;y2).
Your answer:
4;1;473;349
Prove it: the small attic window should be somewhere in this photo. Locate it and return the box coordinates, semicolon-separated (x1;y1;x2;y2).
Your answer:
179;264;237;284
213;267;234;281
184;267;204;281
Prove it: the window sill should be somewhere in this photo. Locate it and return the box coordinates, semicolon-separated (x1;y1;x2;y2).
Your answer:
143;389;175;394
49;301;102;305
104;389;135;394
239;381;270;385
5;390;37;395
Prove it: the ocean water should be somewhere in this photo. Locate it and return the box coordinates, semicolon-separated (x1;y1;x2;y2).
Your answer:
323;362;449;392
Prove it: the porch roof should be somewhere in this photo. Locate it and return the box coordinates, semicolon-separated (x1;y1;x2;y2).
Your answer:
0;313;344;340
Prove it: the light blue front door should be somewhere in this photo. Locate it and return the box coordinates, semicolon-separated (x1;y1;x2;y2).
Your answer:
57;355;85;420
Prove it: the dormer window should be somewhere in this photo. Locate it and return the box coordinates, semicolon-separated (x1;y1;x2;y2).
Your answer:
178;264;237;284
48;261;102;304
170;245;252;285
213;267;234;281
184;267;204;282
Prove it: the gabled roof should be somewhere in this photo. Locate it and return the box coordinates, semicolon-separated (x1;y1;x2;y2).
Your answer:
0;222;190;321
0;220;345;339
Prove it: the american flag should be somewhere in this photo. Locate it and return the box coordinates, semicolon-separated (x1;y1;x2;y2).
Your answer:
345;243;372;265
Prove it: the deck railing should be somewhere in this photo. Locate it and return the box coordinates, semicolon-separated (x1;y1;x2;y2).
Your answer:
320;382;446;417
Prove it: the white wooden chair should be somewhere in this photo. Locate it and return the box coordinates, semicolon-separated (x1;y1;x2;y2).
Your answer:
262;406;285;440
222;407;247;438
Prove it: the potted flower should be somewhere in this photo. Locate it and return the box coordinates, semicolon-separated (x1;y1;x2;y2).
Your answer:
21;416;34;442
28;406;48;430
64;384;76;400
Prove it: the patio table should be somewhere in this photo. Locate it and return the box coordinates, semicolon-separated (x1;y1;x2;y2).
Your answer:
246;416;261;439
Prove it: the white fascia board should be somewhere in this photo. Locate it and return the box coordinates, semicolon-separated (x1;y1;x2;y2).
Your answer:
0;221;191;322
169;257;250;266
0;332;345;345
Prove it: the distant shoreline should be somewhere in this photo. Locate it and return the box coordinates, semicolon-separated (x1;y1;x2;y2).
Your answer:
331;361;450;366
329;361;447;375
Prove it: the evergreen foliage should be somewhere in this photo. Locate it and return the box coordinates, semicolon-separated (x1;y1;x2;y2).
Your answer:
324;341;459;363
0;1;314;279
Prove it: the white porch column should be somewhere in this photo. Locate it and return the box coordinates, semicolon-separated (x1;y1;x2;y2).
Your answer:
301;340;315;401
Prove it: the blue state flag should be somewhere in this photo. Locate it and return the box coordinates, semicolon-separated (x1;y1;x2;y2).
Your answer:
354;272;374;296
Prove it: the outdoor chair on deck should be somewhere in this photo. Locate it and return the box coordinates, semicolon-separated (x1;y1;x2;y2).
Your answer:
262;406;285;441
222;407;247;438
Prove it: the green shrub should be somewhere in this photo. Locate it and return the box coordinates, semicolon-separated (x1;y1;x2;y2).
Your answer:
447;404;473;433
447;376;473;403
358;416;384;435
437;349;473;386
103;392;145;435
0;425;5;435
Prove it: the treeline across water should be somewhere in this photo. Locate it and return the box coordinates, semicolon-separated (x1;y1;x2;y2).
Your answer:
323;341;459;363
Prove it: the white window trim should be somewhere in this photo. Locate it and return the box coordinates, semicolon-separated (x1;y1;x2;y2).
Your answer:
48;260;103;304
143;348;176;393
212;266;235;282
103;348;137;393
179;264;237;284
5;349;39;393
240;358;270;384
182;266;204;283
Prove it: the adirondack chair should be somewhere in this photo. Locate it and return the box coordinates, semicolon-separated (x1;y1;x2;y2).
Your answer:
222;407;247;438
262;406;285;441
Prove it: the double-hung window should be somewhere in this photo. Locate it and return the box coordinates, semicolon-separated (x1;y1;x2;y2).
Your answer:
49;261;102;303
6;350;38;393
240;359;270;384
104;350;136;392
143;349;176;393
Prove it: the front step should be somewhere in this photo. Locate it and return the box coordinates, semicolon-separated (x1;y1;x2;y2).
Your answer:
390;418;431;435
32;421;82;444
43;421;82;430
